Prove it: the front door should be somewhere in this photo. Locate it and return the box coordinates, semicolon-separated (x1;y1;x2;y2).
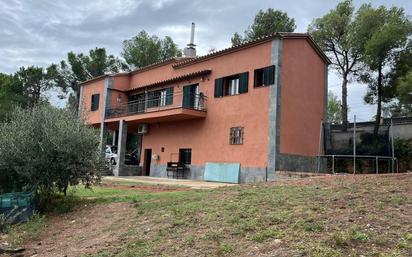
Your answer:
143;149;152;176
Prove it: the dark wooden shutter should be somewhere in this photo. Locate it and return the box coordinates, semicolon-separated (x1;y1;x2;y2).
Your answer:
182;85;191;108
263;65;275;85
147;91;155;108
214;78;223;97
91;94;99;111
239;72;249;93
166;87;173;105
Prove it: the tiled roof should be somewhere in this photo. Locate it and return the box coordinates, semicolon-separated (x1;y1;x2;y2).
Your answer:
80;32;330;86
172;32;331;68
126;69;212;93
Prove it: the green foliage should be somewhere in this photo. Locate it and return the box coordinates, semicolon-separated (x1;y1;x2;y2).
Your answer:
352;4;412;131
0;73;27;122
231;9;296;45
48;47;125;111
328;91;342;124
121;30;182;69
15;66;53;108
308;0;360;126
0;105;104;208
394;138;412;170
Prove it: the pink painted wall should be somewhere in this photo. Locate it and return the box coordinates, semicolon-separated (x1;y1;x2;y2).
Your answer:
81;79;105;125
279;38;326;156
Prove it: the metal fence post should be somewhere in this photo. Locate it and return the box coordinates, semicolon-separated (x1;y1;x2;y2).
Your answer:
332;155;335;174
376;157;379;174
353;115;356;174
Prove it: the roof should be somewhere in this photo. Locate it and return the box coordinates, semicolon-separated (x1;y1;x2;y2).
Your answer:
80;32;330;86
126;69;212;93
173;32;331;68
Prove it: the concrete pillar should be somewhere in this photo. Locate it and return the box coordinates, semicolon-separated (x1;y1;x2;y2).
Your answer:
114;120;127;176
99;122;108;157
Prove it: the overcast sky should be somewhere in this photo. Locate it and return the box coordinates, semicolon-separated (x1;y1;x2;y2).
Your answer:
1;0;411;120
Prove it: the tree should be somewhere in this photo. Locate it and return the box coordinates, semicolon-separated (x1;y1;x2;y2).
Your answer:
231;9;296;46
308;0;360;129
48;47;125;111
15;66;53;108
0;73;27;122
0;105;104;206
386;42;412;116
327;91;343;124
352;4;412;134
121;30;182;69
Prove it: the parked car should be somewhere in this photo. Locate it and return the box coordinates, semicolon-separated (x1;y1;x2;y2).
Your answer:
105;145;118;165
125;148;139;165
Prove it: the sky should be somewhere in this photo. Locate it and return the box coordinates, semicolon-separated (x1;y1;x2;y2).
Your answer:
1;0;411;121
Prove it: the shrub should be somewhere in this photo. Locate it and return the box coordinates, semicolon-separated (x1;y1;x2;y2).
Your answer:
0;105;105;209
394;138;412;171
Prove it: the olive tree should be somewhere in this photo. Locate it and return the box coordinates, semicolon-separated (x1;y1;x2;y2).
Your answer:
0;105;104;205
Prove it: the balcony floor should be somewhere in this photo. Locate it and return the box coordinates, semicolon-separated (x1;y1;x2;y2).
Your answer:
104;107;206;125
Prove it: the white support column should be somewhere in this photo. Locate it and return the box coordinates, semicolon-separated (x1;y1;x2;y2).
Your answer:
115;120;127;176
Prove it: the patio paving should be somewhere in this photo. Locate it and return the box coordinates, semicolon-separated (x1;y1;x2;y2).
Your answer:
103;176;238;189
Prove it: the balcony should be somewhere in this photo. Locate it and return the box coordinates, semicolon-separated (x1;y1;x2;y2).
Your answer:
105;92;207;123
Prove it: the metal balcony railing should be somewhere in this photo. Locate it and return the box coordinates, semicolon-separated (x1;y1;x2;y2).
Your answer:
105;92;207;119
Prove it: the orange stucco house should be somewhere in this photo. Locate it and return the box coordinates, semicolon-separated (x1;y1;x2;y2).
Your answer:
79;32;330;183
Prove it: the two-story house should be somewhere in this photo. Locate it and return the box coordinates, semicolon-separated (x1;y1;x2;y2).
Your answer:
79;31;330;183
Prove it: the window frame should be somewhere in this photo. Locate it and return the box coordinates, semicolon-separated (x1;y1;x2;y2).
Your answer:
179;148;192;165
254;65;276;88
91;94;100;111
230;127;244;145
214;72;248;98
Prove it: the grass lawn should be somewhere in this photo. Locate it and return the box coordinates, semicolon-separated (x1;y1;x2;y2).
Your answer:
2;174;412;257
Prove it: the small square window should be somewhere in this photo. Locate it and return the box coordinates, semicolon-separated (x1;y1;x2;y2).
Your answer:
230;127;244;145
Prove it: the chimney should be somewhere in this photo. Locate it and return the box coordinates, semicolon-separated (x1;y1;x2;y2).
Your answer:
183;22;196;57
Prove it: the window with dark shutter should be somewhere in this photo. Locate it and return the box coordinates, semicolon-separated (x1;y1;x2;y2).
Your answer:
214;78;223;97
215;72;249;98
91;94;99;111
254;65;276;87
166;87;174;105
239;72;249;93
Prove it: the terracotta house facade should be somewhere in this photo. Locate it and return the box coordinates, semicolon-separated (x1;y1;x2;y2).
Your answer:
79;32;330;183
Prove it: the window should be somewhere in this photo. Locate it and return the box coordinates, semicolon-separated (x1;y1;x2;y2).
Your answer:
214;72;248;97
148;87;173;107
254;65;275;87
91;94;100;111
179;149;192;165
230;127;244;145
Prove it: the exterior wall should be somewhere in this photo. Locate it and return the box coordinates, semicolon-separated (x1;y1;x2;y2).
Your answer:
278;38;326;158
140;41;273;171
81;79;106;125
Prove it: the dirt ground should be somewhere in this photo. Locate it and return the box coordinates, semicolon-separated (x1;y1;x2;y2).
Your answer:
20;202;136;257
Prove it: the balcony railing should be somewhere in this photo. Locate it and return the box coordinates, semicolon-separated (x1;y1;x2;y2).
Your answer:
105;92;207;119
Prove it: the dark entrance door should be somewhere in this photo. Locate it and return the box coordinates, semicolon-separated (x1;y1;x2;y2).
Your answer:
182;84;199;108
143;149;152;176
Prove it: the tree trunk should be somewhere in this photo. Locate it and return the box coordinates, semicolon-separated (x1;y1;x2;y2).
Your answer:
374;66;383;135
341;74;349;130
